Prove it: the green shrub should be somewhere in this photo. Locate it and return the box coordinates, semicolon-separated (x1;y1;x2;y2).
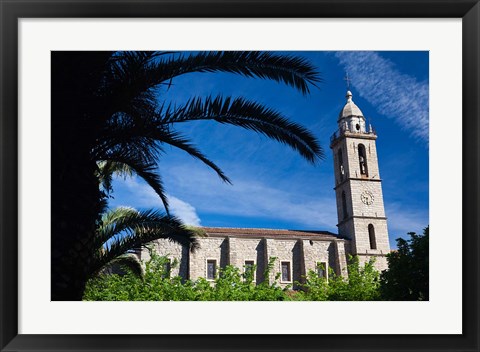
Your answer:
325;256;380;301
83;251;380;301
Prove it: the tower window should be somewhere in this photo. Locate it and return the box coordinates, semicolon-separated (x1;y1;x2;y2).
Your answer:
337;148;344;181
368;224;377;250
358;144;368;176
342;191;348;219
356;123;360;131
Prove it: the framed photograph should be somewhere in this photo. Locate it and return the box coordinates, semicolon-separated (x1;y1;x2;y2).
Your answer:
1;1;478;351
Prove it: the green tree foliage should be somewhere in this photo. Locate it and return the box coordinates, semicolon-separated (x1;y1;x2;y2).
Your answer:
84;249;287;301
298;257;380;301
326;256;380;301
380;227;429;301
84;228;431;302
52;51;324;300
84;252;381;301
295;263;329;301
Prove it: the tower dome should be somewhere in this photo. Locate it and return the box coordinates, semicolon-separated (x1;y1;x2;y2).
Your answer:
338;91;364;121
337;90;367;134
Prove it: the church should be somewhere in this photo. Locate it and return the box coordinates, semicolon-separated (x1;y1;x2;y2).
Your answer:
139;90;391;286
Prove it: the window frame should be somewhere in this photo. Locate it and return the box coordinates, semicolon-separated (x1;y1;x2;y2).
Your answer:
337;148;344;182
205;258;217;281
280;261;292;283
341;190;348;219
244;259;256;282
316;261;328;281
368;224;377;250
162;258;172;279
358;143;369;177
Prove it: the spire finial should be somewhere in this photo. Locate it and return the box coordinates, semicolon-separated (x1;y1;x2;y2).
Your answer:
345;90;352;102
344;72;351;90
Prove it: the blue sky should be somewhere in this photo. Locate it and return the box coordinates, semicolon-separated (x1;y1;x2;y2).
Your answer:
108;51;429;249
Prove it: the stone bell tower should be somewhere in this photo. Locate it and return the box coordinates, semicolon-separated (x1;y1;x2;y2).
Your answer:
330;90;390;271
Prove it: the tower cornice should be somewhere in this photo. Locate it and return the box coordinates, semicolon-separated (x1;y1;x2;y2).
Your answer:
336;215;388;227
330;131;377;148
333;177;382;190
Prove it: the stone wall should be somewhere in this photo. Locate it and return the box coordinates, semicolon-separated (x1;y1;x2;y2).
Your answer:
352;217;390;255
302;239;334;280
357;254;389;272
265;238;302;288
189;237;228;281
138;238;188;278
140;235;352;287
228;237;265;283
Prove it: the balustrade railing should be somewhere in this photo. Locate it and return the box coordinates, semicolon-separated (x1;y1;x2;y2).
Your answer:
330;126;376;144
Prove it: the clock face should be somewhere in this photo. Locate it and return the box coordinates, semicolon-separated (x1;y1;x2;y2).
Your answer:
361;191;374;205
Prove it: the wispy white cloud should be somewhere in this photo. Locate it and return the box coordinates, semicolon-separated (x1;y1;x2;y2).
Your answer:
163;163;338;230
110;163;427;242
168;195;202;226
111;164;337;230
111;177;202;226
335;51;429;142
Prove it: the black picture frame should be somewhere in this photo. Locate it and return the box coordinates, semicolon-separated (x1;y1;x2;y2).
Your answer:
1;1;478;351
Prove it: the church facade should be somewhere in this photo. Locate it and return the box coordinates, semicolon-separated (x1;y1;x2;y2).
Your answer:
140;91;391;285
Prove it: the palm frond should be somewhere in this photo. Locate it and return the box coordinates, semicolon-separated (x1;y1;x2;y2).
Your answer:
96;102;232;185
151;51;322;95
98;253;144;278
92;110;164;161
100;52;176;113
144;127;232;185
102;51;321;111
93;112;171;213
102;160;134;177
95;210;197;272
97;160;135;193
96;206;141;247
99;148;170;213
160;96;325;163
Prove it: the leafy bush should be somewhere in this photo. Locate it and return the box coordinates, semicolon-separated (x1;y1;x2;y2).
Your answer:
296;257;380;301
380;227;429;301
84;250;381;301
84;250;289;301
325;256;380;301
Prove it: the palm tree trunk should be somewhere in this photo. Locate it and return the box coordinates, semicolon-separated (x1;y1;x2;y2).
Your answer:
51;52;110;300
51;152;100;300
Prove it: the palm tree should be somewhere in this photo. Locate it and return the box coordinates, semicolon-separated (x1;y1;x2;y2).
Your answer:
52;51;324;300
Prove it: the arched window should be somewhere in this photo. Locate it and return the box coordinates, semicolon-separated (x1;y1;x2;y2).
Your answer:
342;191;348;219
337;148;344;181
358;144;368;176
368;224;376;249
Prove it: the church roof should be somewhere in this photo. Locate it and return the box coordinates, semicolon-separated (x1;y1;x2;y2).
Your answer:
338;90;364;121
201;227;343;241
